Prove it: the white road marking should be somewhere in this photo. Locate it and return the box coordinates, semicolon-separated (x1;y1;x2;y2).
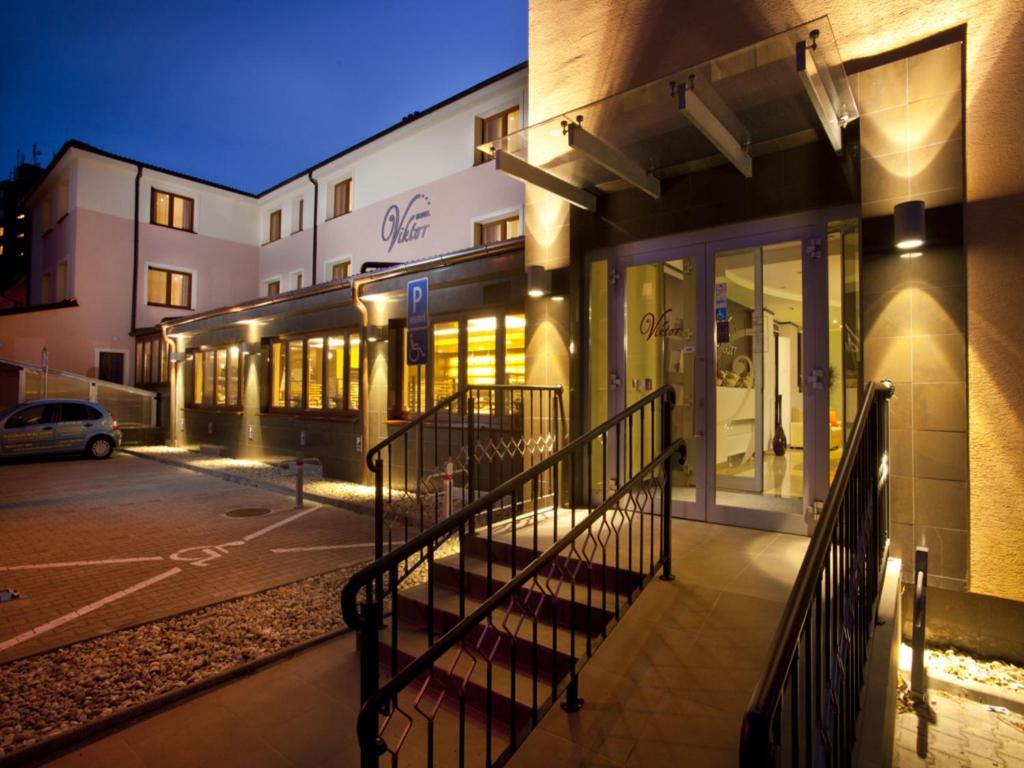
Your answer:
0;557;165;572
242;506;321;542
270;541;404;554
0;567;182;653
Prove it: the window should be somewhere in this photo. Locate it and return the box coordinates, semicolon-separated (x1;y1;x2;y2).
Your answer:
151;189;194;231
7;404;50;428
266;280;281;297
330;260;351;281
40;272;51;304
393;312;525;418
475;106;520;164
292;271;304;290
270;331;360;413
331;179;352;218
56;261;68;302
147;267;192;308
475;214;520;246
41;200;52;232
58;403;102;422
188;345;242;407
268;210;282;242
135;340;168;386
293;197;304;233
57;184;69;220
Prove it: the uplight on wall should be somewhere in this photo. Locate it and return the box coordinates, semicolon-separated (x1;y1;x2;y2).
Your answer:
527;265;551;298
894;200;925;251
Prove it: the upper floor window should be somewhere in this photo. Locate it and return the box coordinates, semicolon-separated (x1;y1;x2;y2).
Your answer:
266;280;281;297
292;271;304;290
268;210;282;242
330;260;351;281
293;197;304;233
147;266;192;309
57;184;69;220
475;214;520;246
475;106;520;165
331;179;352;219
41;200;52;232
40;272;52;304
56;261;68;302
151;189;194;232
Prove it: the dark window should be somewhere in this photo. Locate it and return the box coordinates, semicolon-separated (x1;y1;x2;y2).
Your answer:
268;210;282;242
331;179;352;218
475;107;520;165
59;403;101;422
331;261;350;280
7;405;51;428
267;280;280;297
475;215;520;246
147;267;192;308
151;189;194;231
99;352;125;384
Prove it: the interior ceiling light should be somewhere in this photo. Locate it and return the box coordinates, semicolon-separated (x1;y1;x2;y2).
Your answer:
894;200;925;250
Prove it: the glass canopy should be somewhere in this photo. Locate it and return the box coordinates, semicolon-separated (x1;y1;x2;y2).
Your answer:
480;17;858;203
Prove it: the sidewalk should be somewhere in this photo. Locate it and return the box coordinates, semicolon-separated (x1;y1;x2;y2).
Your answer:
39;520;809;768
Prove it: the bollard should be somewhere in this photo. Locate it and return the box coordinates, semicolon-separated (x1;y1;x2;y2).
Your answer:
911;546;928;701
443;460;453;520
295;450;305;508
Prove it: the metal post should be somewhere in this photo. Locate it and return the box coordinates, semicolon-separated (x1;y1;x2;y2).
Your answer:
911;546;928;701
561;671;584;712
443;460;453;520
295;450;304;508
374;457;384;604
359;599;383;768
660;391;675;581
467;395;476;534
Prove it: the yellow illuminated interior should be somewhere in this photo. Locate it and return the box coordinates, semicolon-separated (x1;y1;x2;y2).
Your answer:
433;321;460;406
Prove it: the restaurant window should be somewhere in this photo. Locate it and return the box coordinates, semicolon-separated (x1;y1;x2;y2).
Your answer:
331;179;352;218
147;266;192;308
266;280;280;297
474;214;520;246
393;312;525;418
135;339;170;386
268;210;282;242
475;106;520;165
151;189;194;231
188;344;241;407
269;331;360;413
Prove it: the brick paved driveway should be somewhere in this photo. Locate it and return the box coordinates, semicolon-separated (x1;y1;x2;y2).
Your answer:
0;453;375;663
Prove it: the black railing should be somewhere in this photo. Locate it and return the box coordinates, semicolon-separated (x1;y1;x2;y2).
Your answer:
367;384;565;565
740;380;895;767
342;385;684;768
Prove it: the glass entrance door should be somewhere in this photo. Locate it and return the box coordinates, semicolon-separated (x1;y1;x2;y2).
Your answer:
597;221;828;535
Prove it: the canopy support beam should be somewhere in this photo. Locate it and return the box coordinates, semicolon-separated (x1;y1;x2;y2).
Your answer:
494;150;597;212
797;38;843;152
565;123;661;199
677;85;753;178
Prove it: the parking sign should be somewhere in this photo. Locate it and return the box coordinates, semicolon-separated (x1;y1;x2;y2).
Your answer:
407;277;429;330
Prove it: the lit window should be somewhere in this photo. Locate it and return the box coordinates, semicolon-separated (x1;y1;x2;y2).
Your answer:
268;210;282;242
187;345;241;407
475;107;520;165
151;189;194;231
475;215;520;246
504;314;526;386
266;280;280;297
332;179;352;218
432;321;460;407
146;267;192;308
269;332;360;413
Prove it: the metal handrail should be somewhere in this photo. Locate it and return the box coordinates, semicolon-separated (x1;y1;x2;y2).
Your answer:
342;384;673;630
355;439;683;746
740;379;895;765
366;384;563;472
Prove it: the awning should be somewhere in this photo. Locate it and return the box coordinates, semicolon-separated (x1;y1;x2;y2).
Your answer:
480;17;857;212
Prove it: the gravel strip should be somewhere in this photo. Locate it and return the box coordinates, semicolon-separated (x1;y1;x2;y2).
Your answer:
0;562;365;759
925;646;1024;693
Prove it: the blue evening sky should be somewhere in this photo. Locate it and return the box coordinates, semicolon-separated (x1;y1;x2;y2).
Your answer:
0;1;527;193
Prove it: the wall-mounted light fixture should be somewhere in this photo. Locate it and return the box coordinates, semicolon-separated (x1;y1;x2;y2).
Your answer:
366;325;388;342
894;200;925;251
527;265;551;298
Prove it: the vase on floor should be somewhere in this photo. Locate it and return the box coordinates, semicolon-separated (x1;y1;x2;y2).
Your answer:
772;393;788;456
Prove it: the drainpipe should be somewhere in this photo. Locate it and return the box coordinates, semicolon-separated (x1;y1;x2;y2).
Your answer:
351;279;370;484
308;171;319;285
160;324;176;443
130;164;142;334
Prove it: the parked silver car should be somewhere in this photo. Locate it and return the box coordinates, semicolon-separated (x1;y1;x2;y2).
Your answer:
0;399;122;459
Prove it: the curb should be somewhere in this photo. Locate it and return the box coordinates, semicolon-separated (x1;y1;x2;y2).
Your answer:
122;449;372;516
0;627;350;768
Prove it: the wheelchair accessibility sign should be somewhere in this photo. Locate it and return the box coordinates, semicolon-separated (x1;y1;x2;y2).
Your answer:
407;277;429;366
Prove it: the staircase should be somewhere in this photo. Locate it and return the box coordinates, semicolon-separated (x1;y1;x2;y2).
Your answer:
342;385;683;768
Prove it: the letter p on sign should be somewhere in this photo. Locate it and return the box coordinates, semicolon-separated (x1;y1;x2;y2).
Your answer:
407;277;429;330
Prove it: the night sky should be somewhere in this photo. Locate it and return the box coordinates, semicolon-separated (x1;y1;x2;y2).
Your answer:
1;0;527;193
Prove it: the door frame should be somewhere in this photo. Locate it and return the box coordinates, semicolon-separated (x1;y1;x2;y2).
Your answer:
588;207;857;535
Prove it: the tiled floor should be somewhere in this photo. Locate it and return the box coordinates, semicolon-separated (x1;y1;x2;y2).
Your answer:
41;519;808;767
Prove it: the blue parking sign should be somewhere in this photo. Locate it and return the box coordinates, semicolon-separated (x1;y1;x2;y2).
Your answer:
407;277;429;330
407;328;429;366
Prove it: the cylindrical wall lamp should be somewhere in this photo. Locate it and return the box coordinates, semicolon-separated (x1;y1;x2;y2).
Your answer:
894;200;925;250
526;265;551;298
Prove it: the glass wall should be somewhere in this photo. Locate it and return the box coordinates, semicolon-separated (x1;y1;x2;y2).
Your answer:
268;331;361;413
188;345;242;408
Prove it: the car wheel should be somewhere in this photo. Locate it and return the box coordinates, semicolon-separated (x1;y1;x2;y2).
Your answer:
87;436;114;460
